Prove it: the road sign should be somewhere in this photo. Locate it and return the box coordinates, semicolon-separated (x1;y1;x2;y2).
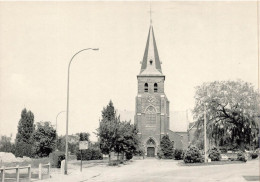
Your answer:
79;141;88;150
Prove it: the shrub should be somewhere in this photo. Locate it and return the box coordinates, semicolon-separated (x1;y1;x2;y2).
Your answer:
76;149;103;160
219;147;227;153
76;149;92;160
125;152;133;160
49;151;65;168
208;147;221;161
91;149;103;160
237;151;247;162
157;149;164;159
251;152;258;159
183;145;203;163
174;149;184;160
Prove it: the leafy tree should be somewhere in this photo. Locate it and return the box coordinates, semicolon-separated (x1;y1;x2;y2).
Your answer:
193;80;260;151
159;135;174;159
114;121;140;160
56;134;80;154
135;144;145;157
15;108;35;157
97;101;118;162
91;141;101;150
56;136;66;152
79;132;90;141
32;121;57;157
97;101;141;162
102;100;116;121
192;137;204;150
0;135;15;153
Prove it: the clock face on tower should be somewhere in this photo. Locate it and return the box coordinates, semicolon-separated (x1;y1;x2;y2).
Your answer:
147;95;155;103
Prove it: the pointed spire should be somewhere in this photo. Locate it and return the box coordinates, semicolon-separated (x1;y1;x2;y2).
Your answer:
140;25;162;75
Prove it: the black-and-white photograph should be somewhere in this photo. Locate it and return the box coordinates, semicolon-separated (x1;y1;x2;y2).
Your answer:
0;1;259;182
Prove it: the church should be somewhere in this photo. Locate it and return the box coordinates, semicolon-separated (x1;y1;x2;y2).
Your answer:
134;24;189;157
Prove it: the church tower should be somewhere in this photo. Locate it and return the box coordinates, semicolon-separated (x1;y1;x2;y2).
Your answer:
135;25;170;157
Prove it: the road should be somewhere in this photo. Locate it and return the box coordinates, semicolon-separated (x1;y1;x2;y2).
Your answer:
45;158;259;182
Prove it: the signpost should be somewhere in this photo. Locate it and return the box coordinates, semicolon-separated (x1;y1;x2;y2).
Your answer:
79;141;88;172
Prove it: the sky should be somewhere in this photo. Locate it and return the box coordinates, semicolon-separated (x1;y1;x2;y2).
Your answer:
0;1;259;142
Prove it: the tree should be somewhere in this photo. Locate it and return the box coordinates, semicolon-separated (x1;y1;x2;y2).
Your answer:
193;80;260;151
102;100;116;121
15;108;35;157
114;121;140;160
97;100;141;162
98;116;119;162
78;132;90;141
56;134;80;154
159;135;174;159
0;135;15;153
32;121;57;157
97;100;117;162
56;135;66;152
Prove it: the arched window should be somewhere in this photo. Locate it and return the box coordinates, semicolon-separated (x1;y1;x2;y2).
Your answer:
146;138;155;145
145;106;156;124
154;83;158;92
144;83;148;92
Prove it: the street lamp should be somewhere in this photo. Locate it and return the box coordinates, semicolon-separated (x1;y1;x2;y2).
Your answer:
65;48;99;175
56;111;66;131
204;103;207;163
55;111;66;151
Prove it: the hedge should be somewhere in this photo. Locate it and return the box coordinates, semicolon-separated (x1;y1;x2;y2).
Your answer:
76;149;103;160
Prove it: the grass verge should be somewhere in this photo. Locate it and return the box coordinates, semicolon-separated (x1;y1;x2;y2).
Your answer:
178;160;245;166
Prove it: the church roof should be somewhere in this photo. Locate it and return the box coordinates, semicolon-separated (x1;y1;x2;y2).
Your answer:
140;25;162;75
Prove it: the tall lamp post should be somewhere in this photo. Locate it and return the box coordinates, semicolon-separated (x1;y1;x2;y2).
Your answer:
65;48;99;175
204;104;207;163
55;111;66;151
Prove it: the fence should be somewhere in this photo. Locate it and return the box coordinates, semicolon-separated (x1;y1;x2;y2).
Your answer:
0;165;31;182
0;162;50;182
38;162;50;180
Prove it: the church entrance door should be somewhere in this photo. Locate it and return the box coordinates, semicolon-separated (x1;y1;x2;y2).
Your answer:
147;147;155;157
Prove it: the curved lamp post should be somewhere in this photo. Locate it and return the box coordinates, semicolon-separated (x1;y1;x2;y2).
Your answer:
65;48;99;175
56;111;66;131
55;111;66;151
